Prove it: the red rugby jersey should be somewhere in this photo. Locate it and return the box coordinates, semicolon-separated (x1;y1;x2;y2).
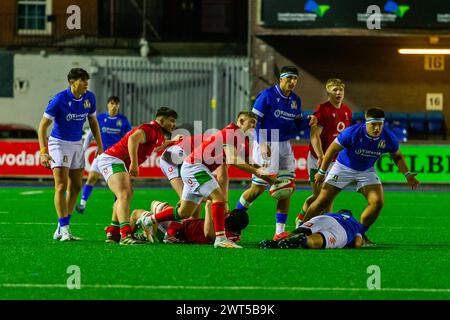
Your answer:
105;120;165;168
185;123;250;172
309;101;352;161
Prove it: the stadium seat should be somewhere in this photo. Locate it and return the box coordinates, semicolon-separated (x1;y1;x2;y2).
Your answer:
409;112;427;138
390;126;408;142
427;111;446;139
389;112;408;128
352;111;365;125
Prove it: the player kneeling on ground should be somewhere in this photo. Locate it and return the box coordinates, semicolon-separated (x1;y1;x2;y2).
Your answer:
260;209;365;249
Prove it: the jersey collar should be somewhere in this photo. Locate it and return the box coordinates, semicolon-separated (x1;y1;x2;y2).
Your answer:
67;86;84;102
275;85;289;100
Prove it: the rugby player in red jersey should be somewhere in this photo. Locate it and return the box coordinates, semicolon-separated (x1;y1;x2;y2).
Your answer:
97;107;181;245
137;111;277;248
295;79;352;228
130;206;248;245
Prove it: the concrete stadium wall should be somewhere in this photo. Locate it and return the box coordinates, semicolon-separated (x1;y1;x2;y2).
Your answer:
0;54;116;130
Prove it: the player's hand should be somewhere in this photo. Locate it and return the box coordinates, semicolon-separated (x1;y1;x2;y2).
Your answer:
40;153;54;168
314;171;325;184
308;115;318;127
129;163;139;177
317;155;324;168
406;173;419;190
260;143;271;160
172;134;184;142
256;168;277;185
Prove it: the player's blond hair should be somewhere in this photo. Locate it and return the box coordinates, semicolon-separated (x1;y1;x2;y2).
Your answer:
326;78;345;91
237;111;257;121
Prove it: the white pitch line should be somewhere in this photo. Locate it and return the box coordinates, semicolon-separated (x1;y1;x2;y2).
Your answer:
0;222;105;226
19;191;44;195
1;283;450;293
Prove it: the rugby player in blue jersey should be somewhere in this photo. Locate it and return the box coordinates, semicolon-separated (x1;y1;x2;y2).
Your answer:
235;66;317;240
260;209;366;249
302;107;419;243
75;96;132;214
38;68;104;241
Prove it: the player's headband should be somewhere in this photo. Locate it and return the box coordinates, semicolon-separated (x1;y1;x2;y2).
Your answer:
280;72;298;79
366;118;385;123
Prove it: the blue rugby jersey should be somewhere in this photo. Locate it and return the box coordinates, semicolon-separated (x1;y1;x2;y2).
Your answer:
44;87;96;142
325;213;367;246
252;84;306;142
336;123;399;171
96;112;132;150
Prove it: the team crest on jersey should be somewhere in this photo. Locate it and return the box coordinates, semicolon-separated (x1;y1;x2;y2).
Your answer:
83;99;91;109
116;120;122;127
291;100;298;110
378;140;386;149
345;112;349;121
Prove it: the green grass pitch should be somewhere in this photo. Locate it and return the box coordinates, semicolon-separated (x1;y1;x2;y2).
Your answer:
0;186;449;300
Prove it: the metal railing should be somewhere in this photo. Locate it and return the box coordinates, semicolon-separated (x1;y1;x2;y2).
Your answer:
92;57;250;130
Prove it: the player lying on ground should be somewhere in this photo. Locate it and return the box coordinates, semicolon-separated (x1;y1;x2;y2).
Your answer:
130;205;249;245
259;209;365;249
136;111;277;249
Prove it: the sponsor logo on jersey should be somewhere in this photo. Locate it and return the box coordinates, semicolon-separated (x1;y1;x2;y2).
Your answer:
337;121;346;132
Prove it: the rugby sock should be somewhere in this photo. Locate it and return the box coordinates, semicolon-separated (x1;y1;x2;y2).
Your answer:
296;209;305;221
58;216;70;227
235;195;252;211
80;185;94;203
120;222;132;238
212;202;226;240
145;206;180;225
275;212;288;234
108;221;120;235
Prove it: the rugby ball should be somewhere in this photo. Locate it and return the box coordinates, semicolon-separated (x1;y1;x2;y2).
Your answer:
269;180;296;200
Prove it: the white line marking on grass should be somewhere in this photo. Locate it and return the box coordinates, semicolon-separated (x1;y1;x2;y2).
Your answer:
1;283;450;293
19;191;44;195
0;222;105;226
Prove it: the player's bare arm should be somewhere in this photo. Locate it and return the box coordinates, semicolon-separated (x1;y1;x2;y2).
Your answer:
310;125;324;166
315;141;343;184
390;150;420;190
307;114;318;127
37;116;54;168
154;134;183;153
88;116;104;154
224;145;276;184
128;129;146;177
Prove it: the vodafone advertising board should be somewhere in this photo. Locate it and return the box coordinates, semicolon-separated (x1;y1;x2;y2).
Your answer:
0;140;309;180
